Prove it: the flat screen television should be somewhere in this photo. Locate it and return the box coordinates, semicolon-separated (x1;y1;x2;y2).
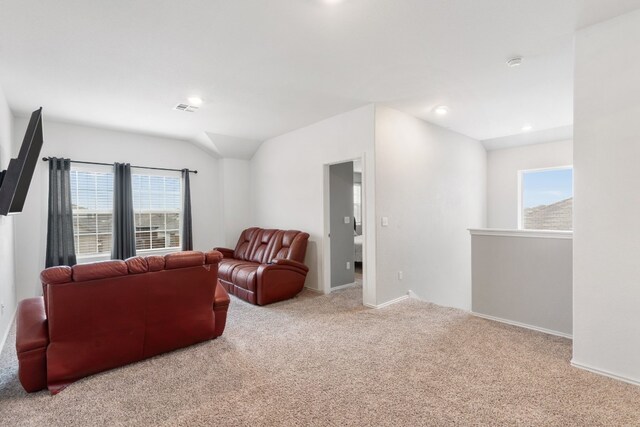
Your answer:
0;107;44;215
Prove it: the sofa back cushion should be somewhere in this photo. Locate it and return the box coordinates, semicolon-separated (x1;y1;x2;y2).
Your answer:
233;227;260;261
247;229;278;263
267;230;309;263
233;228;310;264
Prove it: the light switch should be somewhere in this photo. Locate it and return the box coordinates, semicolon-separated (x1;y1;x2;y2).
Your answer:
344;216;350;224
381;216;389;227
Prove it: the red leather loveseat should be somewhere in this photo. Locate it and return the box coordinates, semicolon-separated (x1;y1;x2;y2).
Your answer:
16;251;230;394
214;227;310;305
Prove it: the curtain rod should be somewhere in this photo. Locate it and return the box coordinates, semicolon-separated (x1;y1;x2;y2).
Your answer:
42;157;197;174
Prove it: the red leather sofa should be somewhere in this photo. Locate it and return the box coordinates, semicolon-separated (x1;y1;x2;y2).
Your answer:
214;227;310;305
16;250;230;394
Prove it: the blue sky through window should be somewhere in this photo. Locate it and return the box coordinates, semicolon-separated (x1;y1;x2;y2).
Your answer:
522;168;573;208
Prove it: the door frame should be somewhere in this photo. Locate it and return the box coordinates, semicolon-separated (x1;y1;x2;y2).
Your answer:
322;154;370;304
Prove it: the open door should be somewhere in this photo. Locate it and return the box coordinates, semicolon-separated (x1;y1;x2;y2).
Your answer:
329;161;355;288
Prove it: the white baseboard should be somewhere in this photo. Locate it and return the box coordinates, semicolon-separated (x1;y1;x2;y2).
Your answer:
303;286;324;294
364;294;409;309
329;282;357;292
471;311;572;339
0;308;17;356
571;360;640;387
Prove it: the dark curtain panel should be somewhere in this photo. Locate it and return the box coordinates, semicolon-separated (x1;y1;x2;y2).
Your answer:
46;157;77;267
111;162;136;260
181;169;193;251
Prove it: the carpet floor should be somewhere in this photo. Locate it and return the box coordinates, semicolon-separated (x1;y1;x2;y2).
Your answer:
1;287;640;426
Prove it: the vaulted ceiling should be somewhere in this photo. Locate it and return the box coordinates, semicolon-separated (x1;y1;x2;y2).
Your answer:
1;0;640;158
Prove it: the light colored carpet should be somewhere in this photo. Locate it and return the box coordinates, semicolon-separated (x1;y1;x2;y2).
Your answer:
1;287;640;426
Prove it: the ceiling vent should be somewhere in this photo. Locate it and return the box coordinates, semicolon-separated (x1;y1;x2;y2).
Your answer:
174;103;199;113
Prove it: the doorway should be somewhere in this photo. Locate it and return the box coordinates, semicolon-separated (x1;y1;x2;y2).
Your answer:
324;158;366;301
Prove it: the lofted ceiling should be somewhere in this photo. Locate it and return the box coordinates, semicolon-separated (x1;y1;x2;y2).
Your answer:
1;0;640;158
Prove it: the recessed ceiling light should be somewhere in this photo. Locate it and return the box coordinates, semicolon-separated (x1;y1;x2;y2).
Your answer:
522;124;533;132
187;96;203;106
507;57;523;68
434;106;450;116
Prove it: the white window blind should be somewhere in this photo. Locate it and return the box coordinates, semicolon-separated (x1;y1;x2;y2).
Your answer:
70;166;182;258
132;174;181;251
70;168;114;256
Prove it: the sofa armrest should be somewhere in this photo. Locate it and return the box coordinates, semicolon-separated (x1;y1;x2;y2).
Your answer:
212;281;230;338
213;247;235;259
16;297;49;354
16;297;49;393
205;250;223;265
256;262;309;305
214;281;231;309
269;258;309;273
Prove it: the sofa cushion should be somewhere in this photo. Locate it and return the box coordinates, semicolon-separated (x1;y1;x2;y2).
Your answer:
219;259;258;282
146;256;165;272
265;230;309;263
126;257;148;274
231;265;259;292
233;227;260;261
40;266;72;285
248;229;278;263
165;251;205;269
72;260;128;282
285;231;307;261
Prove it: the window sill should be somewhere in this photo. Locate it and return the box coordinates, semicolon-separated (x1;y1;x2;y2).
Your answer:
468;228;573;240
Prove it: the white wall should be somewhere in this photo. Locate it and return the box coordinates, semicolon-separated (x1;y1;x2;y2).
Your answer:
250;105;377;305
573;9;640;384
0;85;16;351
375;106;486;309
487;140;573;229
219;158;252;248
13;118;224;300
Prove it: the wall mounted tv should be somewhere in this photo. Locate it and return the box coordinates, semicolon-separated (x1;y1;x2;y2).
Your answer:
0;108;44;216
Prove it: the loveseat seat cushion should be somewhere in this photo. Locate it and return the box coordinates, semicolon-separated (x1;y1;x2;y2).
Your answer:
218;259;259;282
231;265;259;292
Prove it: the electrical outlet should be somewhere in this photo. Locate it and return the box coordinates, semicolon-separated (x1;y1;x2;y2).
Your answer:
381;216;389;227
344;216;350;224
398;271;403;280
346;262;351;270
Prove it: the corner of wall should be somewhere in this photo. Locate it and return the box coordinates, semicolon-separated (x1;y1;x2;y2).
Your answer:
0;85;17;354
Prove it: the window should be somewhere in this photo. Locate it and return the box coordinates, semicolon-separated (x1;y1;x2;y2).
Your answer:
132;174;181;251
520;167;573;231
353;183;362;225
71;167;115;257
71;166;182;258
